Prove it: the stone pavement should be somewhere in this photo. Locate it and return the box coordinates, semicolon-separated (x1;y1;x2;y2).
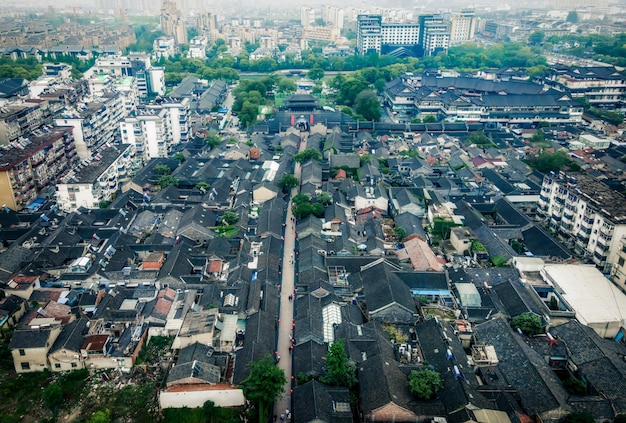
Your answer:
273;134;307;422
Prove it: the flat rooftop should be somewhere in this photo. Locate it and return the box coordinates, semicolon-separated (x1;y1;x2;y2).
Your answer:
67;144;128;184
0;127;72;171
568;173;626;224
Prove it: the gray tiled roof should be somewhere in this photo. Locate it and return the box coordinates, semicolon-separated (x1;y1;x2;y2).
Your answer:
474;317;570;417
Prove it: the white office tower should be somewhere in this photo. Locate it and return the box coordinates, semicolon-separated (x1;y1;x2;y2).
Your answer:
357;15;383;55
300;6;316;27
450;9;476;44
322;6;344;30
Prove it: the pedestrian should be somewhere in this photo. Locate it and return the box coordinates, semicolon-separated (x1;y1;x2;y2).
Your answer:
280;413;285;422
285;409;290;419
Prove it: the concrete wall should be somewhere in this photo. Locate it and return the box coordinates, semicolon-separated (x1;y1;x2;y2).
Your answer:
159;387;245;409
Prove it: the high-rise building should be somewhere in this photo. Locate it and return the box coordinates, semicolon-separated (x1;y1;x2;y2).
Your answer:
0;127;77;210
321;6;344;30
120;98;189;166
356;15;382;55
300;6;316;28
161;0;187;45
450;9;476;44
55;144;134;211
537;172;626;273
419;14;450;57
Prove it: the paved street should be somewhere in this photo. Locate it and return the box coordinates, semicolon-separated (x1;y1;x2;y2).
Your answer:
273;134;307;422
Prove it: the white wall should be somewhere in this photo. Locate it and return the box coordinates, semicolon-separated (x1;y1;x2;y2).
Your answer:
159;387;245;408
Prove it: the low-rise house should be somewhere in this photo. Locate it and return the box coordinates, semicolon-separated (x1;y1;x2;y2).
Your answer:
0;294;27;330
473;316;571;421
48;318;89;372
348;259;417;323
160;342;244;408
10;325;62;373
292;380;353;423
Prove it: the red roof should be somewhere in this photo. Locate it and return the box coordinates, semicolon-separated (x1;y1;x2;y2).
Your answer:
82;334;109;351
335;169;347;180
208;259;222;273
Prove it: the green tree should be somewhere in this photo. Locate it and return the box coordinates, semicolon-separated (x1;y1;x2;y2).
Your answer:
408;369;443;400
172;152;186;163
195;181;210;192
566;11;579;23
395;226;407;241
157;175;179;188
467;130;492;145
221;211;239;225
42;383;63;411
310;202;325;218
317;192;332;205
292;193;310;205
320;339;357;388
277;78;297;93
422;115;437;123
240;355;286;423
293;148;322;163
530;129;546;143
511;312;543;336
88;410;111;423
528;31;545;45
279;173;299;190
204;133;222;149
155;164;171;175
308;66;325;81
355;89;381;121
526;150;570;173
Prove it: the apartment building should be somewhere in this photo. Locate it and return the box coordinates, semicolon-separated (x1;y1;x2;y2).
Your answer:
188;36;209;59
0;127;77;210
120;99;189;166
153;36;177;60
537;172;626;273
161;0;187;45
0;103;47;145
419;15;450;57
321;5;344;30
610;237;626;286
94;55;134;77
55;92;126;159
136;67;165;99
449;9;476;44
56;144;133;211
302;26;340;42
300;6;316;27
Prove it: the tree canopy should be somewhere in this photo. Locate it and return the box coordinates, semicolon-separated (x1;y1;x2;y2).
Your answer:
240;355;286;423
408;369;443;400
354;89;381;121
279;174;299;190
511;312;543;336
320;339;357;388
526;150;570;173
293;148;322;163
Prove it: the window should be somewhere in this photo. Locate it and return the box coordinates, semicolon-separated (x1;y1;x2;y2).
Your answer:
55;363;61;369
71;362;77;368
619;257;625;267
20;362;30;370
19;349;25;356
